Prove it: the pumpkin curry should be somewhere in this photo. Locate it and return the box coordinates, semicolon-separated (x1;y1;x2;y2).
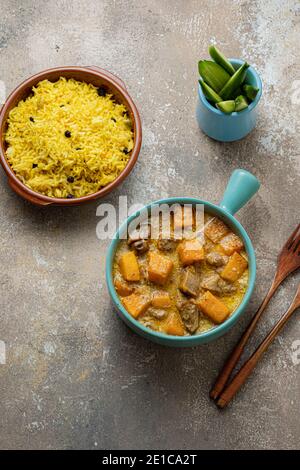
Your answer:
113;207;249;336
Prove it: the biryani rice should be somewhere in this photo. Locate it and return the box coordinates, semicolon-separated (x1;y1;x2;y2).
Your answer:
5;77;134;198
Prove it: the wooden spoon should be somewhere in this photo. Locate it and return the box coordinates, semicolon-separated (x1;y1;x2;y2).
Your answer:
217;283;300;408
210;223;300;401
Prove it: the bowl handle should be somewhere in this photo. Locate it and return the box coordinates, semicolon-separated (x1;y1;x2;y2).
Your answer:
8;178;52;206
219;169;260;215
87;66;127;90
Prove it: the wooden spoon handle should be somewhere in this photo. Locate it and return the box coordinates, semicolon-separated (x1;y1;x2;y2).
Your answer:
210;278;280;400
216;289;300;408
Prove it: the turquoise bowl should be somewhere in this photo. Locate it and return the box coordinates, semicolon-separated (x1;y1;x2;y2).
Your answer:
197;59;262;142
106;169;260;347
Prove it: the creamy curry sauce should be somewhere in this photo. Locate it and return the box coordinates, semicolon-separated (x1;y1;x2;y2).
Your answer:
113;209;249;336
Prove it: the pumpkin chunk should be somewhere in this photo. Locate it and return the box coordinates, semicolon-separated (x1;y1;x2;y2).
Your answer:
221;252;248;282
114;279;133;297
164;311;185;336
219;232;244;255
205;217;229;243
177;239;204;266
119;251;140;281
148;252;173;285
197;291;230;324
151;292;172;308
122;293;150;318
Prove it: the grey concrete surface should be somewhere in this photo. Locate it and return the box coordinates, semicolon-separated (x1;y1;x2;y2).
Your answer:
0;0;299;450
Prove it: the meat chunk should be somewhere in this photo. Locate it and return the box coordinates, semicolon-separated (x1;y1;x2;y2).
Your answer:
219;279;237;294
132;239;149;254
127;223;151;245
200;272;237;294
139;316;158;330
206;251;228;267
178;301;199;333
217;278;237;294
157;238;177;252
200;272;221;293
179;269;200;297
147;307;168;320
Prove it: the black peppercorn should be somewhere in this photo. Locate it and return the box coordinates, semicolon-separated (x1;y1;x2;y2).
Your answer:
29;117;34;122
65;130;71;138
123;147;129;154
67;176;74;183
66;194;74;199
32;163;38;168
97;87;107;97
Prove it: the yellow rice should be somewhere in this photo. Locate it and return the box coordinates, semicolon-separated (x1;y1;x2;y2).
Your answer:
5;77;134;198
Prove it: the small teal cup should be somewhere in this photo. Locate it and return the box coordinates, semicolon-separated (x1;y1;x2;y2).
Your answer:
196;59;262;142
106;169;260;347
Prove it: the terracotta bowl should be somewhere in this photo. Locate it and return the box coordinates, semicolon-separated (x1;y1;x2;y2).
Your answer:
0;66;142;206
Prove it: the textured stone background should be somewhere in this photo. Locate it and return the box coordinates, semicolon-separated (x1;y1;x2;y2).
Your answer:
0;0;299;450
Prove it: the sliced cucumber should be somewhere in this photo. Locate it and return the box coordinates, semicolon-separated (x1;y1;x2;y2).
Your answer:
208;45;235;75
216;100;235;114
235;95;248;112
243;84;259;101
199;80;222;104
219;62;249;100
198;60;230;93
